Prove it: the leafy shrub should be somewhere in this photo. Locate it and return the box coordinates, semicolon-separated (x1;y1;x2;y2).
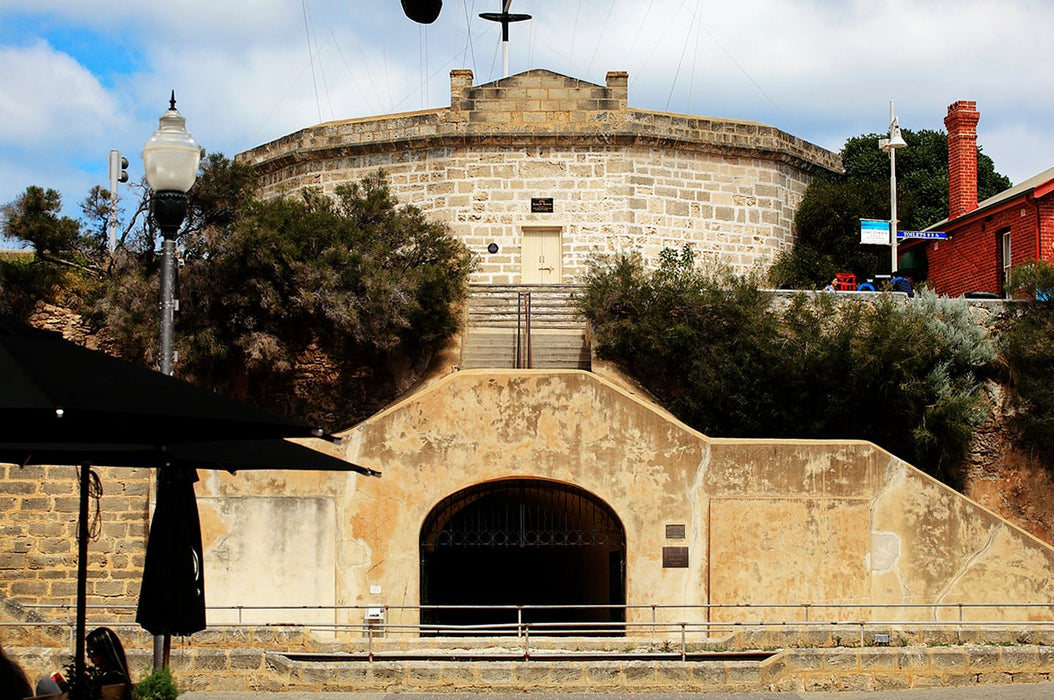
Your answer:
134;667;178;700
91;169;474;430
580;248;996;484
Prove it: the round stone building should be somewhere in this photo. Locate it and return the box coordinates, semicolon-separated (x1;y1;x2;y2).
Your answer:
238;69;842;284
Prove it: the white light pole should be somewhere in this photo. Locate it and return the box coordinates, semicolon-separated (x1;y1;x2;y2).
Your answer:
142;92;200;377
879;100;908;274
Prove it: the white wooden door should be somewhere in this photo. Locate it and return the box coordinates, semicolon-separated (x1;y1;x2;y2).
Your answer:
521;227;562;284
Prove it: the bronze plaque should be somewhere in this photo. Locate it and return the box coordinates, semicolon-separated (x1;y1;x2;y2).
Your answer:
531;197;554;213
662;546;689;568
665;524;686;539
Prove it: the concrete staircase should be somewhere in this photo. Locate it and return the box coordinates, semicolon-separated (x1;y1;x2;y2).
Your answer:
460;285;591;370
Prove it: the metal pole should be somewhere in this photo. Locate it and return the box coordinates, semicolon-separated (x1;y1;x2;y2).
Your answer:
154;232;176;669
159;235;177;376
108;152;119;255
73;464;90;700
503;0;512;77
889;101;899;274
151;190;188;669
890;146;899;274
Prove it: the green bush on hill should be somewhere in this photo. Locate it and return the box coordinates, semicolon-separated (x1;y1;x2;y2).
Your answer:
1;164;474;430
1001;261;1054;464
580;246;996;484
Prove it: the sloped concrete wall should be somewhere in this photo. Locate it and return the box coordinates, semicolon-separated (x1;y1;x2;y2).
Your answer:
331;370;1054;630
190;369;1054;633
339;370;709;632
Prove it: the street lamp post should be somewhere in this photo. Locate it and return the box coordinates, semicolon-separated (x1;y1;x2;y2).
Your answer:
142;92;200;377
879;100;907;274
141;92;200;670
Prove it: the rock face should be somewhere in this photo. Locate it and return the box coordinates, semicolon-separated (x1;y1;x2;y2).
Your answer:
963;383;1054;545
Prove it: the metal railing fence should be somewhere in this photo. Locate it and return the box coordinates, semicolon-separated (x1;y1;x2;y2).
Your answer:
8;601;1054;661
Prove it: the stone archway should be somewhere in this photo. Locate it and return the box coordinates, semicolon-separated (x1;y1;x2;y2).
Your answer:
419;478;626;634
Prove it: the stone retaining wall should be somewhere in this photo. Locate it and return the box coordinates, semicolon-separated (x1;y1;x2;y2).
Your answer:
11;641;1054;694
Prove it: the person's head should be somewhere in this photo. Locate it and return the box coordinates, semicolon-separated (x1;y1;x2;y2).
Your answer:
86;627;129;679
0;638;33;698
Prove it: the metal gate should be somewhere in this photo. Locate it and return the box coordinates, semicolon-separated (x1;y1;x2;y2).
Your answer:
420;479;626;634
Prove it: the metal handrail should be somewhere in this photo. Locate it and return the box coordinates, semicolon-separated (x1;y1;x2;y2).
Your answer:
16;600;1054;618
12;601;1054;635
516;290;532;368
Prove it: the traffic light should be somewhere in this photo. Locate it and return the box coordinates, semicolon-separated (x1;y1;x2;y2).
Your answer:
109;149;129;185
401;0;442;24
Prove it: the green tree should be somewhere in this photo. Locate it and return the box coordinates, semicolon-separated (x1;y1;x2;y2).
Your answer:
0;187;102;317
1000;261;1054;464
770;130;1012;289
94;168;474;429
1;186;83;262
4;159;473;430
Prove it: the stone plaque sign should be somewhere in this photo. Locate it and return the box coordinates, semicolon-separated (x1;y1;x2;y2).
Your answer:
531;197;554;213
662;546;689;568
665;524;686;539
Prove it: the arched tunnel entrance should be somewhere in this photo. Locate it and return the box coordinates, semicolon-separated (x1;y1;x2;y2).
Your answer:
420;478;626;634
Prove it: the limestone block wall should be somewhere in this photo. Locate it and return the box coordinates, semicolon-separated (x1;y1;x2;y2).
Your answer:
0;463;150;623
237;69;839;285
705;438;1054;622
193;464;356;630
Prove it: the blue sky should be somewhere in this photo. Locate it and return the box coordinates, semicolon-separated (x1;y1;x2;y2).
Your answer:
2;0;1053;242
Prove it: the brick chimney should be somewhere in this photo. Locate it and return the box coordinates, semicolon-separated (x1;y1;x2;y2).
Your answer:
944;100;981;220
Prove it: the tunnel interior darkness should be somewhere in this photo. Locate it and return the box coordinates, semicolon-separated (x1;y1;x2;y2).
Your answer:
420;479;626;634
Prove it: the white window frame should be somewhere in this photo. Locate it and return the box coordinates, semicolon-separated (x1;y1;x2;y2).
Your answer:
1002;230;1012;293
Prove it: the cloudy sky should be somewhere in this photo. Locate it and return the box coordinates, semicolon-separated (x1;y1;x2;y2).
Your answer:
1;0;1052;232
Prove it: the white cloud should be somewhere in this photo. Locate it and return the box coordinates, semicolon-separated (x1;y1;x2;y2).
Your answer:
0;41;123;149
1;0;1053;217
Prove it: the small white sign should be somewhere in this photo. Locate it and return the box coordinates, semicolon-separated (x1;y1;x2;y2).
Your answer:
898;230;947;240
860;219;891;245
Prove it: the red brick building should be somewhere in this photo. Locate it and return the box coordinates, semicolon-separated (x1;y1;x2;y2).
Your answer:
909;101;1054;298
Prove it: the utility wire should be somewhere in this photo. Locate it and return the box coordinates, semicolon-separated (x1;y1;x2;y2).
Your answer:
330;27;381;116
302;0;323;123
585;0;616;76
665;0;699;111
569;0;582;74
462;0;478;72
678;0;787;122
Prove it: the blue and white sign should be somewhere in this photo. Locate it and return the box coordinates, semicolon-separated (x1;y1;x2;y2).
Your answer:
860;219;890;245
897;230;947;240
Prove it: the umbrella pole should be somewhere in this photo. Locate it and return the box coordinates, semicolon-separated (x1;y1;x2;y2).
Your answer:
74;464;90;700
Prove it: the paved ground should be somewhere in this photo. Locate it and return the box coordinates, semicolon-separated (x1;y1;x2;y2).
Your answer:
182;687;1053;699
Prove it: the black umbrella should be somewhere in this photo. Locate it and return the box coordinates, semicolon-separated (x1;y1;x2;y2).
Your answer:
0;317;333;444
0;319;378;695
137;468;207;638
